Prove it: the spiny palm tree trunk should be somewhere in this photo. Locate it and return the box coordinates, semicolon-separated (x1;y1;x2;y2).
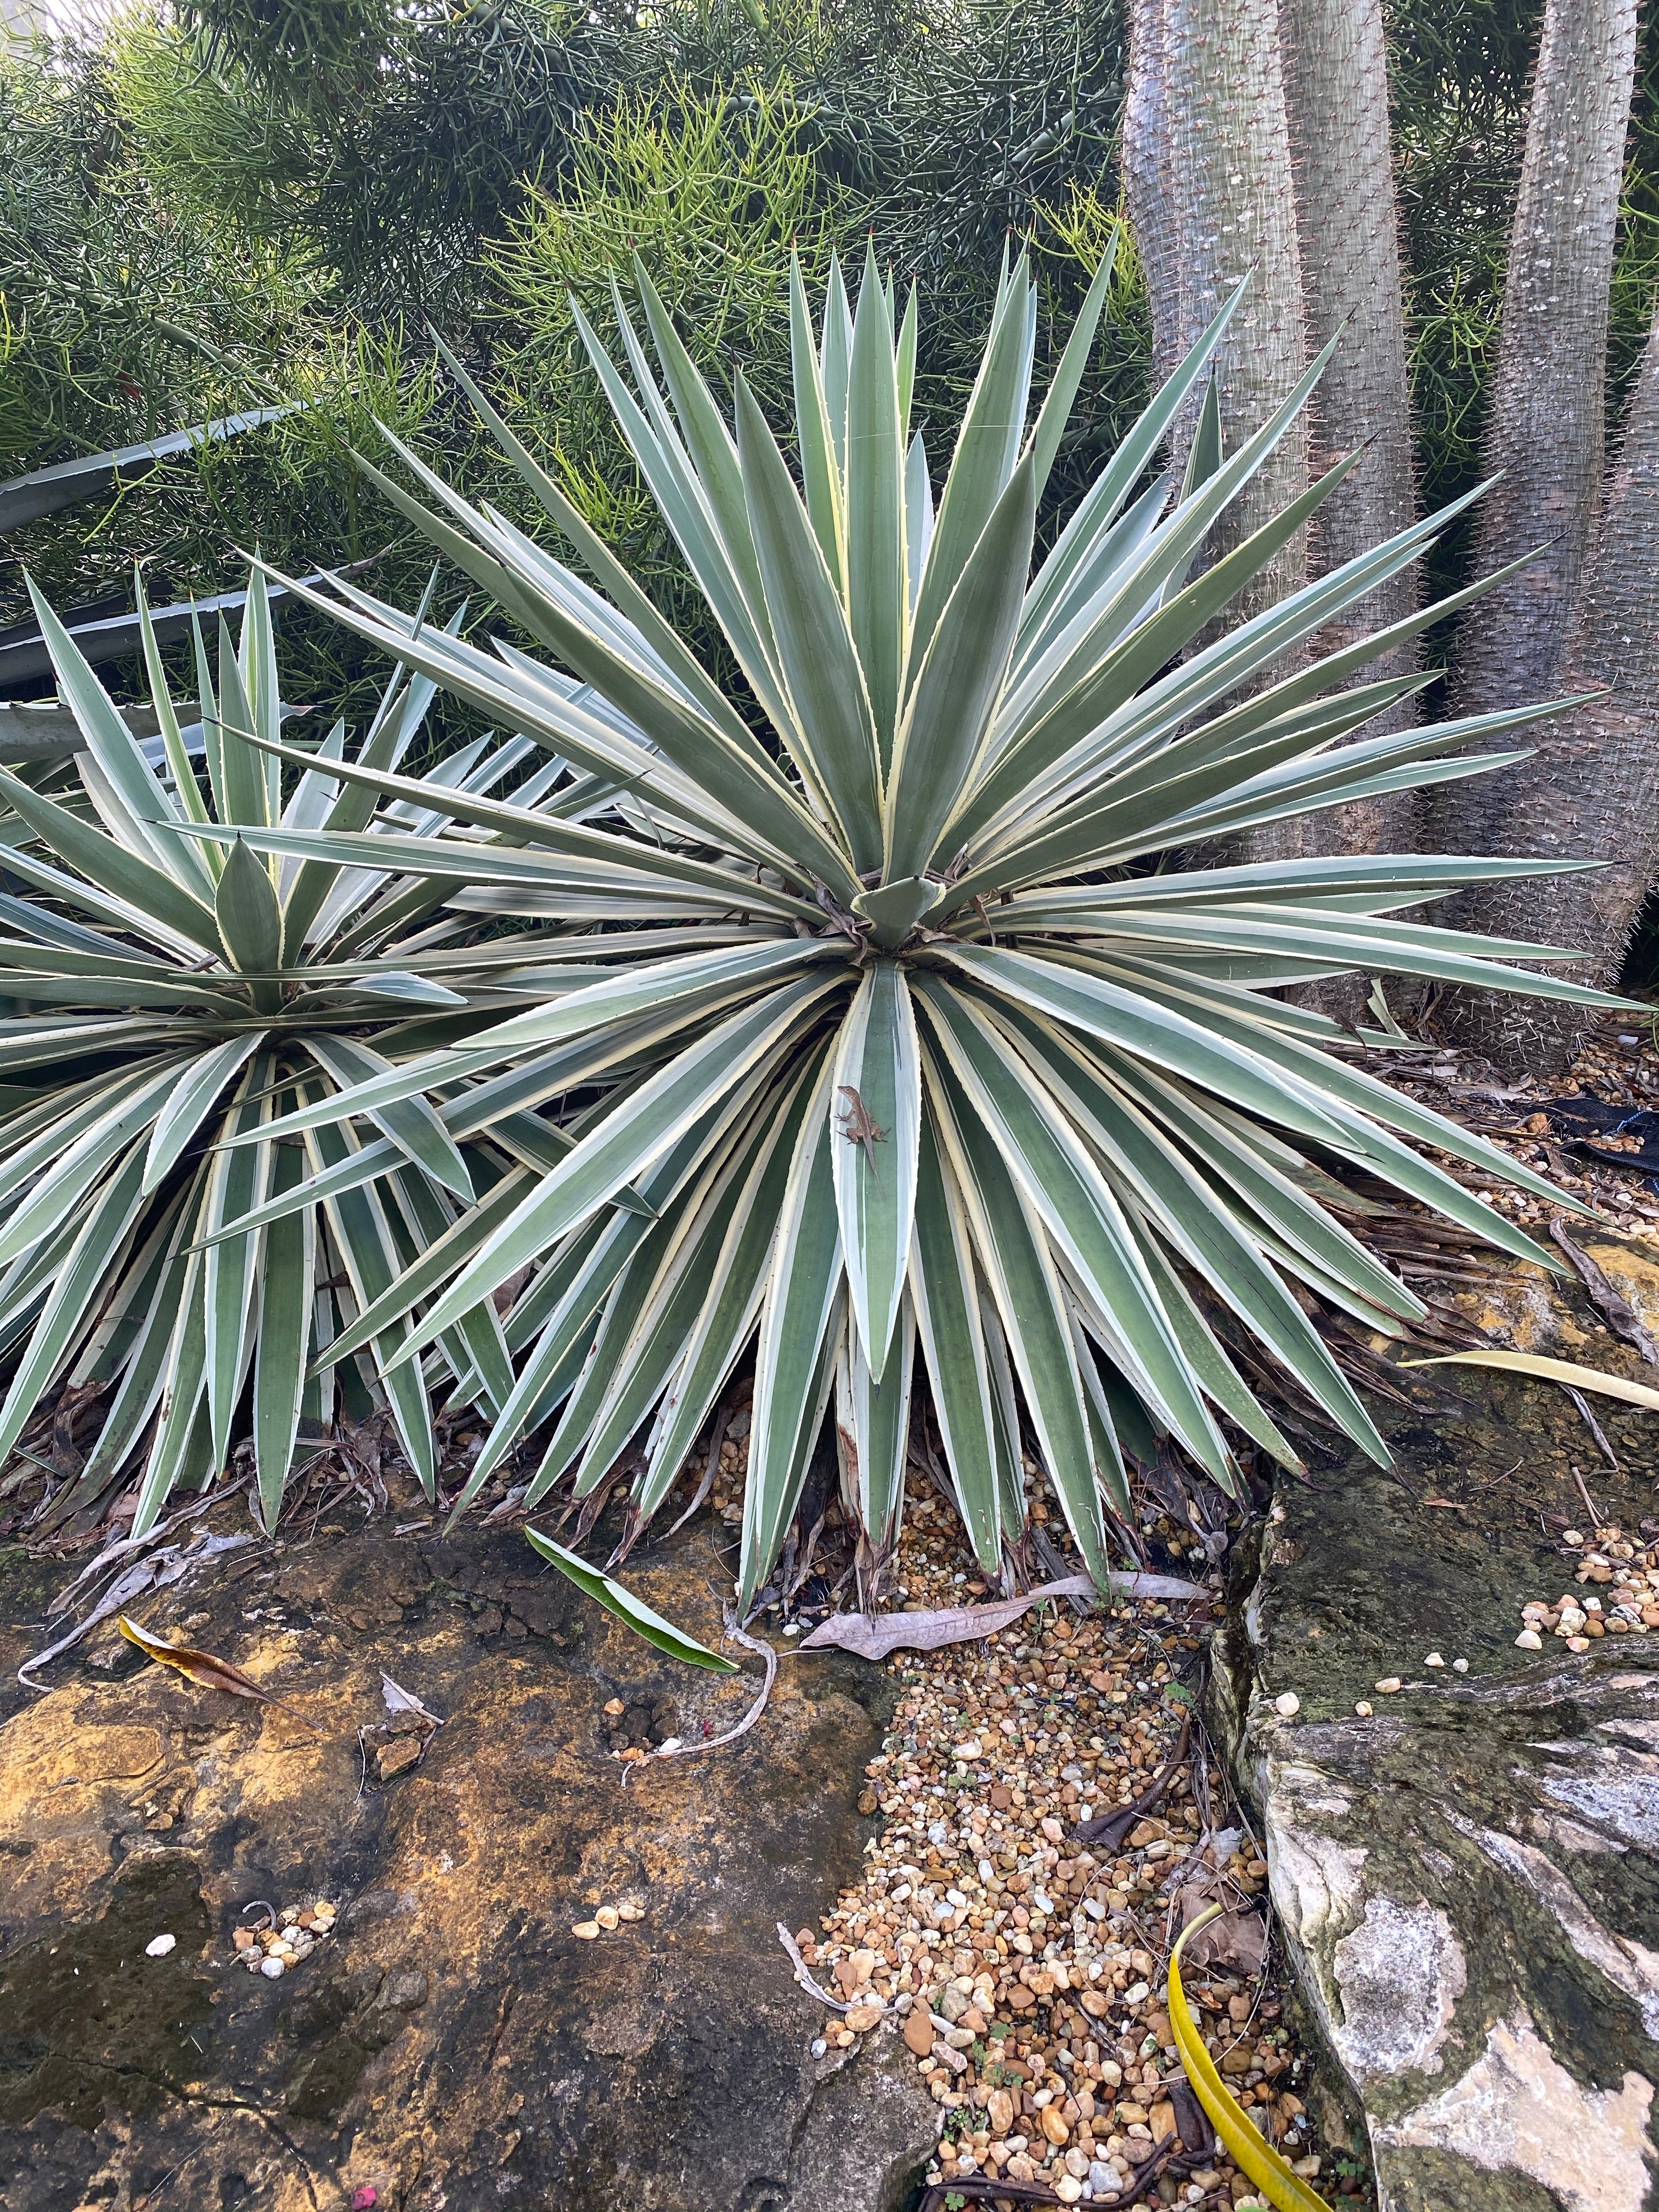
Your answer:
1438;0;1639;826
1441;304;1659;1073
1161;0;1311;861
1122;0;1185;385
1279;0;1419;857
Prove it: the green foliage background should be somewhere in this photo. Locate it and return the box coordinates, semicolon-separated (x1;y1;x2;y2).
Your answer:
4;0;1658;735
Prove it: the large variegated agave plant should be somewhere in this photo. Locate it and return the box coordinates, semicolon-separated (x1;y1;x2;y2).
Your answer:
6;240;1617;1593
0;578;664;1533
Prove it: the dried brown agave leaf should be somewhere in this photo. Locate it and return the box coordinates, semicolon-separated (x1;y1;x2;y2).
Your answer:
117;1613;324;1732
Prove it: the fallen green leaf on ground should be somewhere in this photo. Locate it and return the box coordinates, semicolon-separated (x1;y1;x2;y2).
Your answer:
524;1527;738;1671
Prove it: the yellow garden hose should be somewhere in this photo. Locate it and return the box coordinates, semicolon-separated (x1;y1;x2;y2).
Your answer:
1168;1904;1336;2212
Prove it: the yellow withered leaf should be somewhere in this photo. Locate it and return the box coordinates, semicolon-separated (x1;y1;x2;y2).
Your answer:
1169;1903;1335;2212
117;1615;324;1733
1402;1348;1659;1410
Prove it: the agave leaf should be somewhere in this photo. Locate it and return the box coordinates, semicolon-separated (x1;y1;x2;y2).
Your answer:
830;961;921;1383
1026;229;1119;499
0;766;219;953
914;977;1231;1477
384;976;842;1365
927;1054;1110;1581
64;1198;196;1504
132;1229;212;1536
0;1060;183;1268
941;944;1345;1146
0;1142;150;1470
26;578;203;894
1008;1013;1397;1451
200;1057;275;1477
910;261;1035;671
304;1115;437;1496
733;373;883;867
635;1055;828;1518
909;1105;1003;1571
524;1527;738;1671
304;1032;473;1202
569;1120;783;1500
834;1293;914;1559
428;330;760;750
885;454;1035;880
252;1125;317;1532
213;837;284;1008
821;251;854;480
529;1227;679;1505
740;1060;845;1607
789;252;849;593
213;616;271;840
845;239;908;766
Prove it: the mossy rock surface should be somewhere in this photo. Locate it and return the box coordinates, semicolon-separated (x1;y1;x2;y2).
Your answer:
1211;1234;1659;2212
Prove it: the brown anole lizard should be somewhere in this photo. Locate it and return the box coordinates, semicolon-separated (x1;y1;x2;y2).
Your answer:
836;1086;887;1186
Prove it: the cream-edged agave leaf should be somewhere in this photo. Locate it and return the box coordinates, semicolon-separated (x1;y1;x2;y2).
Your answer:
845;238;909;767
739;1057;845;1609
526;1526;738;1672
926;1049;1111;1582
253;1131;317;1533
830;961;920;1386
884;454;1035;881
635;1053;829;1519
908;1103;1003;1572
380;974;846;1366
0;766;220;955
0;1143;151;1471
834;1291;915;1560
789;252;849;594
733;371;883;867
913;974;1232;1479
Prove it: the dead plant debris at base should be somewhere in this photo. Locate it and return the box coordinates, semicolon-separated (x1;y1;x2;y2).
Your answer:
791;1483;1370;2209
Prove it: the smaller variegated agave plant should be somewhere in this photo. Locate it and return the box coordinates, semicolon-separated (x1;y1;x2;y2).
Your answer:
4;239;1621;1594
0;578;662;1532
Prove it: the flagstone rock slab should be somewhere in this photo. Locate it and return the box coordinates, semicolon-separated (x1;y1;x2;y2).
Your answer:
0;1518;933;2212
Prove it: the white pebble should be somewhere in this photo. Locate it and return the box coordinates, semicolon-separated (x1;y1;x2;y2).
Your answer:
144;1933;176;1957
1452;1657;1469;1673
1273;1691;1300;1717
1354;1701;1373;1717
1424;1652;1444;1667
260;1955;286;1978
811;2037;827;2058
1515;1630;1543;1650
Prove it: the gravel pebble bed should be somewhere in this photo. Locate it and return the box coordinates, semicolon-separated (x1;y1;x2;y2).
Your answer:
789;1483;1359;2209
1516;1522;1659;1651
229;1896;337;1978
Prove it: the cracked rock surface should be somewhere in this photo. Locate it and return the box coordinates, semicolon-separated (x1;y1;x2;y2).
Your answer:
0;1516;934;2212
1212;1235;1659;2212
